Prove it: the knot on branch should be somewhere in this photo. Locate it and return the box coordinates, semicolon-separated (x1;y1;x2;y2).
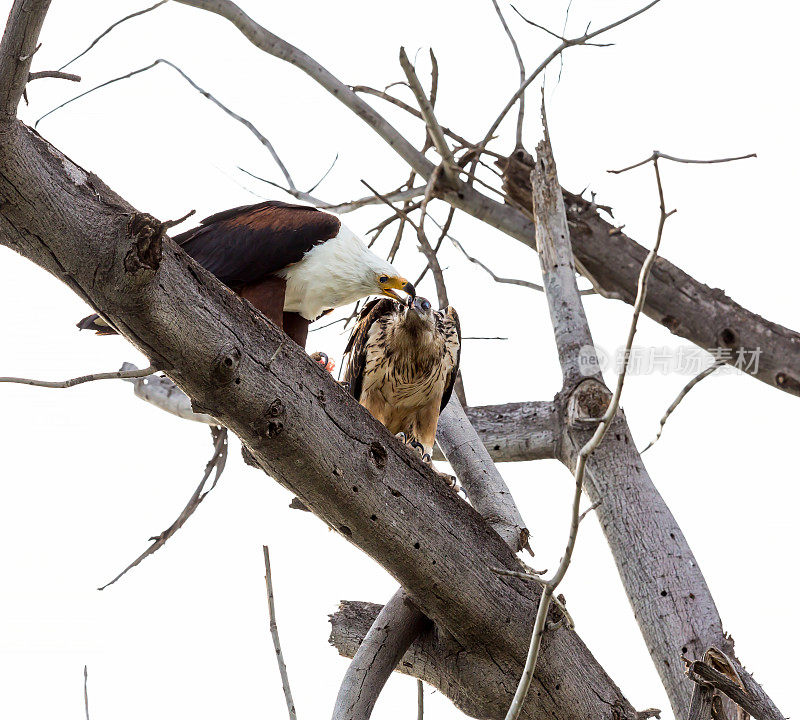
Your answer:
250;397;286;440
368;441;387;469
212;344;242;385
567;379;612;427
124;212;165;273
775;371;800;394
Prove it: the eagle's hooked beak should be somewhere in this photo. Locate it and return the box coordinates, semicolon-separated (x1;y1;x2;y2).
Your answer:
382;278;416;302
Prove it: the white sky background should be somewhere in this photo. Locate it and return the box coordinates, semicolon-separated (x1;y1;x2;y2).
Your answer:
0;0;797;718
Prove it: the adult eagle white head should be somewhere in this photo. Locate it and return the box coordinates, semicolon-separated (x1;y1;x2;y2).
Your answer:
77;201;415;351
343;296;461;462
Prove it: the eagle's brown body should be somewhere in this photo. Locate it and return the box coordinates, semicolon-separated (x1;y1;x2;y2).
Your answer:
344;297;461;456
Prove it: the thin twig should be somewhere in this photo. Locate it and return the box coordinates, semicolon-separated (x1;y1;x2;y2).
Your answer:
263;546;298;720
28;70;80;82
608;150;757;175
641;360;724;453
0;365;155;389
98;426;228;590
417;679;424;720
350;85;474;149
83;665;90;720
58;0;168;71
449;234;544;293
398;48;456;180
480;0;662;154
490;0;526;147
504;104;673;720
35;58;299;196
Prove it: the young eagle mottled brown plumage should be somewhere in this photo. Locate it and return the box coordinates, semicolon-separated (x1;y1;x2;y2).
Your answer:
343;296;461;461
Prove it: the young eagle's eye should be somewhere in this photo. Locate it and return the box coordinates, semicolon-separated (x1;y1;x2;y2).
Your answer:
379;275;389;284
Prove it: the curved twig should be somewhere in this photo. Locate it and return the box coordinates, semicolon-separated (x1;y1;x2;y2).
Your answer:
98;425;228;590
58;0;168;71
641;360;724;453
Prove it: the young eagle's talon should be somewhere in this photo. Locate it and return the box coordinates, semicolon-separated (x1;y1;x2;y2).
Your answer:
395;431;407;443
422;453;432;464
439;472;459;491
408;440;425;456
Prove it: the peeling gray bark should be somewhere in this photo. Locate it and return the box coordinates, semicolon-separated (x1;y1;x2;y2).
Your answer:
0;116;637;719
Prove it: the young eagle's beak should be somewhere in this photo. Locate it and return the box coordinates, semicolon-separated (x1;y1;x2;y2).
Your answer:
381;277;416;302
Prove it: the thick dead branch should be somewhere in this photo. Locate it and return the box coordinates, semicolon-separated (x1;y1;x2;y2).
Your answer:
332;589;430;720
686;658;784;720
120;367;559;462
0;118;636;720
0;0;52;115
498;151;800;397
98;425;228;590
437;395;530;550
506;102;656;720
547;157;786;718
333;377;532;720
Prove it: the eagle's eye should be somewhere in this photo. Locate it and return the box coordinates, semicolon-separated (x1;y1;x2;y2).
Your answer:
420;299;431;311
379;275;389;284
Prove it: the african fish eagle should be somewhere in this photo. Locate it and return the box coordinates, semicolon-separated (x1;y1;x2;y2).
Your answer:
343;296;461;463
77;201;416;356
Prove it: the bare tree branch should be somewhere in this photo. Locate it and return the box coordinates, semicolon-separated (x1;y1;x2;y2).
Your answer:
27;69;80;82
505;100;665;720
489;0;526;147
685;656;784;720
0;0;52;115
171;0;800;400
332;589;430;720
641;359;724;453
481;0;662;149
398;48;456;181
35;58;300;197
608;150;757;175
58;0;168;71
0;364;155;389
263;546;298;720
83;665;90;720
98;425;228;590
0;114;636;720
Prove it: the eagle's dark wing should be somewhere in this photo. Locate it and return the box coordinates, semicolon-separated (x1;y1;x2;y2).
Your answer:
173;201;341;289
438;305;462;411
343;298;397;402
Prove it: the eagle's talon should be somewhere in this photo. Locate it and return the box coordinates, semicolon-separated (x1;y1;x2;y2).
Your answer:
408;440;425;456
395;431;407;443
438;472;459;491
310;351;336;373
422;453;432;464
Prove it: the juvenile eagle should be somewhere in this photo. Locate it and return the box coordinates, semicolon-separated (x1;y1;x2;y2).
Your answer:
343;296;461;462
78;201;415;353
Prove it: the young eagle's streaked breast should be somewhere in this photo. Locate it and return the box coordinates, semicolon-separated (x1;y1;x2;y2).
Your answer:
343;297;461;458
